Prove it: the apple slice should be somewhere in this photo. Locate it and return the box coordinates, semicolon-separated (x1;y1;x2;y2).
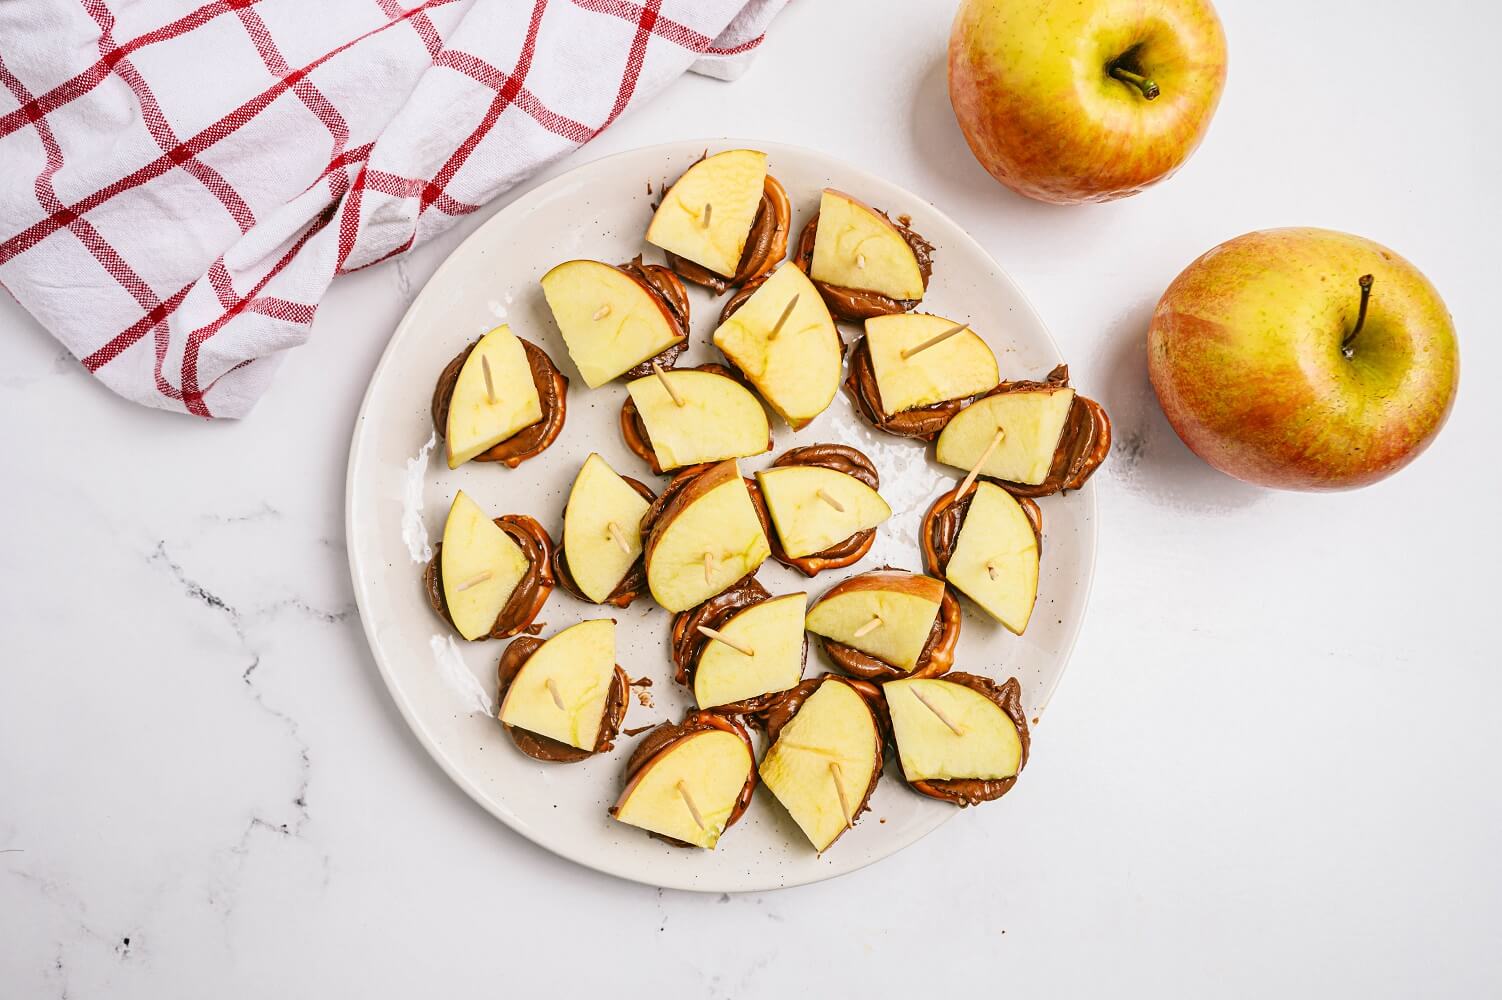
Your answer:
540;260;685;388
810;189;926;300
711;263;841;428
759;678;883;852
625;368;769;471
439;491;530;640
805;571;945;673
936;386;1077;486
943;483;1040;634
885;675;1025;783
646;149;768;278
754;465;891;559
444;325;544;469
644;461;771;613
561;454;652;605
692;592;807;710
498;619;618;750
864;313;999;414
612;717;755;849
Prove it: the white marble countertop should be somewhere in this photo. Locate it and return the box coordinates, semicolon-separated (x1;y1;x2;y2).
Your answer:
3;1;1498;995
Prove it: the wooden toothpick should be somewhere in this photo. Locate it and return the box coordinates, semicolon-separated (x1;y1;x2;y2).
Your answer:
481;355;497;403
852;614;883;639
652;361;684;407
697;625;755;657
912;687;964;736
676;780;706;830
703;551;715;584
986;562;998;581
957;427;1006;498
856;253;867;270
606;521;632;555
767;294;800;341
901;322;970;360
816;489;845;513
546;678;566;711
454;570;493;592
592;304;611;321
702;203;713;228
830;761;853;831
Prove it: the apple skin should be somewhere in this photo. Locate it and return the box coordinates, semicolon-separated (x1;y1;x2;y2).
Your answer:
1148;228;1459;491
948;0;1227;204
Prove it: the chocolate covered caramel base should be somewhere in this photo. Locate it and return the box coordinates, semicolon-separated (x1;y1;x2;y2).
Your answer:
495;636;629;763
746;444;881;578
423;515;555;640
903;674;1030;807
617;256;692;379
921;482;1043;578
793;211;934;322
664;173;791;294
431;338;568;468
552;474;657;609
669;578;807;715
610;711;757;848
619;362;771;475
816;572;961;682
843;334;985;442
975;364;1112;497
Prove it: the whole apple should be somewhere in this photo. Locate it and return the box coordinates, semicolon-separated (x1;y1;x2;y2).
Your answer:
948;0;1228;204
1148;229;1459;491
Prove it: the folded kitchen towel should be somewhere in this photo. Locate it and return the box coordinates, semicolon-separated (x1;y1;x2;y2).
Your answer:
0;0;786;417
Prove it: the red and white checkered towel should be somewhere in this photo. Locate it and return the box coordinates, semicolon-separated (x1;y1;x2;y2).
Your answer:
0;0;785;417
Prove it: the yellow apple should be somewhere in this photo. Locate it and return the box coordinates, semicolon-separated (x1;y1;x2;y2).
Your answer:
886;676;1024;781
497;620;618;750
625;367;770;471
612;723;755;849
646;149;768;278
540;259;685;388
439;491;530;640
810;189;925;300
754;465;891;560
560;454;652;605
935;386;1075;486
864;313;999;414
444;325;544;469
943;483;1040;634
805;571;945;673
692;592;807;710
644;461;771;613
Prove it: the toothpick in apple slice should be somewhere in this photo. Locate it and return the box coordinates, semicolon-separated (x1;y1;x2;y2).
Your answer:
592;304;611;321
481;355;497;404
702;203;713;229
957;427;1006;498
900;321;970;360
696;625;755;657
911;687;964;736
852;614;883;639
676;780;706;830
767;294;800;341
606;520;632;555
986;561;998;581
652;360;685;407
454;570;493;592
703;551;715;585
829;761;853;832
816;489;845;513
545;678;566;711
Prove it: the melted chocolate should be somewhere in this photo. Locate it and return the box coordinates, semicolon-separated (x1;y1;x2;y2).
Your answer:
746;444;881;578
431;339;568;468
423;515;555;640
619;362;771;475
495;636;629;763
616;256;692;379
665;174;791;294
921;483;1043;578
814;569;961;682
843;335;985;442
903;674;1031;807
972;365;1113;497
669;578;808;715
552;474;657;609
792;212;934;322
610;712;758;848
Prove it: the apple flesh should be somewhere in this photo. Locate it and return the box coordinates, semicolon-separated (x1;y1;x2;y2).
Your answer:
804;571;945;673
865;313;999;414
498;619;618;750
444;325;544;469
644;461;771;613
439;491;529;640
646;149;768;278
759;680;882;852
612;727;754;849
885;676;1023;781
711;262;841;429
693;592;807;710
561;454;652;604
1149;228;1460;490
944;483;1039;634
935;387;1075;485
754;465;891;559
540;260;684;388
948;0;1229;204
626;368;770;471
810;189;925;300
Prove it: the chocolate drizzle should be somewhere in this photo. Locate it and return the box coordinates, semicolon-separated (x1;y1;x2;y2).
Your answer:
747;444;881;578
669;578;807;714
616;256;692;379
665;174;791;294
611;711;758;848
431;338;568;468
902;674;1031;807
619;362;771;475
814;569;961;682
495;636;629;763
423;515;555;640
793;211;934;322
552;474;657;609
843;334;985;442
921;482;1043;578
972;365;1113;497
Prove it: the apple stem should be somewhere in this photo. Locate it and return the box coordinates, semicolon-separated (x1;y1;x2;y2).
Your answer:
1109;65;1160;100
1341;274;1376;357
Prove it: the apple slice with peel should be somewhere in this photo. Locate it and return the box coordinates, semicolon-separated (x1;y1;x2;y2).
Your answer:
711;263;841;428
810;189;925;300
805;571;945;673
645;461;771;613
693;592;807;710
646;149;768;277
865;313;999;414
944;482;1040;634
936;387;1076;486
612;725;754;849
626;368;769;471
540;260;684;388
445;325;544;468
759;679;882;852
754;465;891;559
498;619;617;749
885;676;1024;782
562;454;652;604
440;491;530;640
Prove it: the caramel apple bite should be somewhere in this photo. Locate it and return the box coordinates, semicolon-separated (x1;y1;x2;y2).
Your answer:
844;313;1000;441
619;362;771;475
495;620;628;763
883;674;1030;807
793;189;934;322
424;492;554;641
638;460;772;613
539;256;689;388
923;481;1042;635
748;444;891;577
610;711;757;849
553;453;656;609
669;578;807;713
431;325;567;469
804;568;960;682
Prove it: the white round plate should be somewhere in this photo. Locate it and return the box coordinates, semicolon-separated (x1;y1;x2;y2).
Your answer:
346;139;1097;893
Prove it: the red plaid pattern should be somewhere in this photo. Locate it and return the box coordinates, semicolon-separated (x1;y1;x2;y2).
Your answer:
0;0;784;417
